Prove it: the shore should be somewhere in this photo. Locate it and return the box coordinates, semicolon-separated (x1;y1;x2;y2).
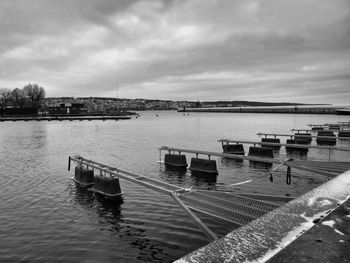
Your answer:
178;106;342;114
0;115;133;122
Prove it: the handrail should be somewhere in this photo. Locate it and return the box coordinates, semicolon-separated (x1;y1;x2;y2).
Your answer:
160;146;350;175
257;132;350;140
159;146;282;164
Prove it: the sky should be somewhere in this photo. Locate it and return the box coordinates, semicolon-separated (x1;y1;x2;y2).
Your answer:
0;0;349;104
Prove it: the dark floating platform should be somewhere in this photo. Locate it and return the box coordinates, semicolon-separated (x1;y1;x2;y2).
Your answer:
189;157;218;176
73;166;95;187
222;143;245;155
164;153;188;171
89;176;123;202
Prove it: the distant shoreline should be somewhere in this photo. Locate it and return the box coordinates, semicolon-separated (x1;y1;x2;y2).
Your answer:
0;115;133;122
177;105;344;115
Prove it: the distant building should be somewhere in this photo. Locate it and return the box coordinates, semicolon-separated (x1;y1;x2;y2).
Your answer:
48;103;88;115
0;99;37;116
0;105;37;116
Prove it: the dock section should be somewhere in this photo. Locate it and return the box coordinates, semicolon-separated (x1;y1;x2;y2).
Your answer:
69;155;284;241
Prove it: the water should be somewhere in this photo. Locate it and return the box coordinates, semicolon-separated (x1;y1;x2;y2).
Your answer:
0;111;349;262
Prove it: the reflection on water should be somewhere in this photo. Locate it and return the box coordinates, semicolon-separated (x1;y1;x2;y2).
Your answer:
0;112;349;262
160;168;187;185
68;183;177;263
190;173;217;185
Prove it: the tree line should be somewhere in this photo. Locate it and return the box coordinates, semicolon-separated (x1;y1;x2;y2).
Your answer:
0;83;45;110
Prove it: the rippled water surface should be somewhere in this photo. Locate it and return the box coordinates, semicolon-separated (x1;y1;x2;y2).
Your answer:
0;111;349;262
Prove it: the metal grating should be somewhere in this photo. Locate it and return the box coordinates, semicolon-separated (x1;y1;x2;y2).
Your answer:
195;190;280;212
179;190;280;226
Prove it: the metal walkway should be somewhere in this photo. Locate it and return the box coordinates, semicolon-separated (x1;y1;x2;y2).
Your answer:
68;155;282;241
257;132;350;140
160;146;350;177
218;139;350;152
179;190;279;226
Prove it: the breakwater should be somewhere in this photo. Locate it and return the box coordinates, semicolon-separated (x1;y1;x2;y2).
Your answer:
0;115;132;122
178;106;338;114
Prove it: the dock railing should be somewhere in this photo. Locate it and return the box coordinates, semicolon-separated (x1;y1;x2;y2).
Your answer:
218;139;350;160
159;146;350;177
257;132;350;140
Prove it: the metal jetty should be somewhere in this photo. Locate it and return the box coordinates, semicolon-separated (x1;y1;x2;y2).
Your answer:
308;122;350;128
290;128;313;132
68;155;281;241
291;128;350;132
218;139;350;160
257;132;350;140
159;146;350;177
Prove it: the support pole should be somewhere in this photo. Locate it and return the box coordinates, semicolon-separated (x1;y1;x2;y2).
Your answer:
68;156;71;171
170;192;218;241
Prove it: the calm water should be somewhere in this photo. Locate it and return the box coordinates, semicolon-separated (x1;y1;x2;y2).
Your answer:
0;111;349;262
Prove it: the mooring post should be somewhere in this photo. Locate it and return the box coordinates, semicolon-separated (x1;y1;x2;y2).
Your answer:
68;156;71;171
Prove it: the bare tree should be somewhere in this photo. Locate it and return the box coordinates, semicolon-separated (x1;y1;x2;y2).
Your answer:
11;88;27;107
0;88;13;108
23;83;45;110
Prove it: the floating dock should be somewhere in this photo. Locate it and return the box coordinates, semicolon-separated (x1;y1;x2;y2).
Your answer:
218;139;350;160
159;146;350;177
69;155;288;241
257;132;350;141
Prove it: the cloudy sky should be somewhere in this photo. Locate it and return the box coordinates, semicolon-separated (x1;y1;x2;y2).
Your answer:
0;0;349;104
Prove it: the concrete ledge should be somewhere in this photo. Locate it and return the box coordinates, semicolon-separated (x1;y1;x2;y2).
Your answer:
176;170;350;263
267;198;350;263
